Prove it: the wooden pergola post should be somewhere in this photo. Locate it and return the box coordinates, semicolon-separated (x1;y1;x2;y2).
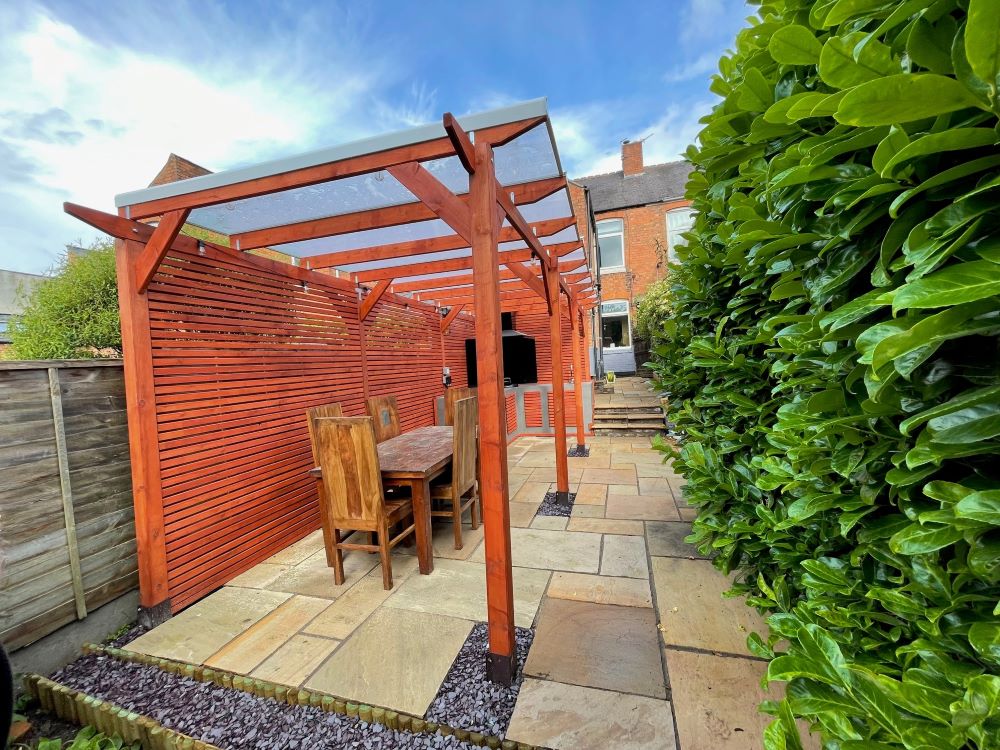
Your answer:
572;306;587;451
115;238;171;625
470;141;517;685
547;270;571;502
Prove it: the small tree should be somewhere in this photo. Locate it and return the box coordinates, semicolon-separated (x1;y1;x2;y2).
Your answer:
7;240;121;359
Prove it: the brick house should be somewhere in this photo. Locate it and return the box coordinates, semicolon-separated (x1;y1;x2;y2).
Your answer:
569;141;693;375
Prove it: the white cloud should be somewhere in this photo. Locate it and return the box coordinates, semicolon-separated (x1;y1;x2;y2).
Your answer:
0;3;387;274
663;52;720;83
679;0;751;48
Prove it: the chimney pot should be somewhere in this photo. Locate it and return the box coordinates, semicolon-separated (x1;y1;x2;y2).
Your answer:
622;140;644;176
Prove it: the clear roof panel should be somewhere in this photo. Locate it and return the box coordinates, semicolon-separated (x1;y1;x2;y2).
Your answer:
184;122;560;238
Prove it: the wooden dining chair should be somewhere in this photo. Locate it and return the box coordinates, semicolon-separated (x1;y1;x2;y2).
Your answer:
313;416;416;590
366;395;401;443
430;396;480;550
443;386;477;426
306;403;344;566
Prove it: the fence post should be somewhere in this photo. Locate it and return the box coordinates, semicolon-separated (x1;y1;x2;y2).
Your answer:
47;367;87;620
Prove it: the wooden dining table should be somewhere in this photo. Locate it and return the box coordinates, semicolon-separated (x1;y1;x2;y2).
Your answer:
310;425;453;576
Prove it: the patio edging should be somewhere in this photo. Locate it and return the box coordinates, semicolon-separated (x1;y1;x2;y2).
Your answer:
77;643;546;750
22;671;220;750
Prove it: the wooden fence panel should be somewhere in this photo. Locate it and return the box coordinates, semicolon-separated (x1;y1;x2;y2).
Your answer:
0;361;136;651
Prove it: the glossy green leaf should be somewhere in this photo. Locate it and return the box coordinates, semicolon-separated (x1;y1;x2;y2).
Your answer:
893;260;1000;311
966;0;1000;95
835;74;985;126
819;33;896;89
889;523;964;554
769;25;823;65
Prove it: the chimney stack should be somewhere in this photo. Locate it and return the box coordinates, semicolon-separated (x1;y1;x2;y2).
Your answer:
621;139;644;176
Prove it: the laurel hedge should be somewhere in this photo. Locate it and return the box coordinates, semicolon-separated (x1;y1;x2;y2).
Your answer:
647;1;1000;747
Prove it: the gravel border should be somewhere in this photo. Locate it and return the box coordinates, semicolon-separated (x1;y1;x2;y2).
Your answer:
52;654;483;750
535;491;576;517
425;623;534;737
566;445;590;458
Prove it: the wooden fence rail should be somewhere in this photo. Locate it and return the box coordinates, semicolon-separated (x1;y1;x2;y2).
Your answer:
0;360;137;651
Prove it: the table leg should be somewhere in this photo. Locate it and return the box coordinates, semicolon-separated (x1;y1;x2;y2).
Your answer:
411;478;434;575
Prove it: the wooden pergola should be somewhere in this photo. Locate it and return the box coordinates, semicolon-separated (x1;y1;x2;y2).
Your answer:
65;98;595;685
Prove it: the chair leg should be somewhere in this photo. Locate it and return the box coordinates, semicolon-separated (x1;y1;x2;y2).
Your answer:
452;493;463;550
379;524;393;590
471;484;481;530
332;528;345;586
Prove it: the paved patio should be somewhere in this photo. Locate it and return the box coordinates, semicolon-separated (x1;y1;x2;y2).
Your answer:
126;433;816;749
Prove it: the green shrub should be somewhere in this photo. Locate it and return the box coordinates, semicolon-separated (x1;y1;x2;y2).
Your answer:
649;0;1000;747
7;241;121;360
633;278;673;343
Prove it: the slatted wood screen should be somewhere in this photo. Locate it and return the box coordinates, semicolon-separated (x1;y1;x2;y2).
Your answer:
523;391;543;428
363;293;444;431
505;393;517;435
149;245;368;611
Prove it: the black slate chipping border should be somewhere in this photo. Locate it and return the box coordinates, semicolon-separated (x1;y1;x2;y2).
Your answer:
535;491;576;518
50;654;486;750
566;445;590;458
425;623;534;737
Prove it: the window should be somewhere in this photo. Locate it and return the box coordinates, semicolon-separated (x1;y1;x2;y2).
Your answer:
601;300;631;349
666;208;695;263
597;219;624;271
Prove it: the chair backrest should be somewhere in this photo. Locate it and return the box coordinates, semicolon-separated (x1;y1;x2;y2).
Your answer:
306;403;343;465
366;395;401;443
314;416;385;530
451;396;478;495
444;386;477;426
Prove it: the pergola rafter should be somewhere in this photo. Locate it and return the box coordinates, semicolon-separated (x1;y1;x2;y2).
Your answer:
70;98;595;687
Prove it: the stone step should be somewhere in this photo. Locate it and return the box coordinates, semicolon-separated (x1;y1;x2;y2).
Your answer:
593;414;664;425
594;426;664;437
593;410;664;420
593;421;665;431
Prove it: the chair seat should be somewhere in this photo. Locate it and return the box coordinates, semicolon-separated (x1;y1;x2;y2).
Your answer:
385;498;414;525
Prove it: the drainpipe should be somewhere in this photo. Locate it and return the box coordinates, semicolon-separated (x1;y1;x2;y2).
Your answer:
584;187;604;378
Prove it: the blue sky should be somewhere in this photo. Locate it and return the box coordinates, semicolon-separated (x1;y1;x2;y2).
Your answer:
0;0;752;274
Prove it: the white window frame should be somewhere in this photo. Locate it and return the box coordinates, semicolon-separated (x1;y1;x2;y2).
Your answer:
596;218;625;274
600;299;632;351
666;207;695;264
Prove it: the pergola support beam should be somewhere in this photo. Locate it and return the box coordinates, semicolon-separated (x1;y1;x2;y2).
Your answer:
359;278;393;321
546;268;571;504
470;141;517;686
440;304;465;333
386;162;472;243
116;238;171;624
135;209;190;293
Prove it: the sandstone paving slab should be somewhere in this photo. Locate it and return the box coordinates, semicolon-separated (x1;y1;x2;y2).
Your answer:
302;556;419;640
227;562;291;589
600;534;649;579
506;678;676;750
205;594;332;674
573;483;607;505
512;481;551;504
267;529;326;565
647;521;708;559
580;467;637;485
507;474;527;497
509;501;542;528
666;649;821;750
398;519;485;561
471;526;602;573
652;556;766;656
528;467;583;483
518;452;557;468
530;515;569;531
250;633;341;687
266;548;379;598
384;558;549;628
638;477;673;496
547;571;652;608
306;607;472;716
679;506;697;521
608;483;638;495
636;464;677;479
127;587;292;664
524;598;665;698
606;493;680;521
567;455;611;469
570;504;604;518
566;517;643;535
